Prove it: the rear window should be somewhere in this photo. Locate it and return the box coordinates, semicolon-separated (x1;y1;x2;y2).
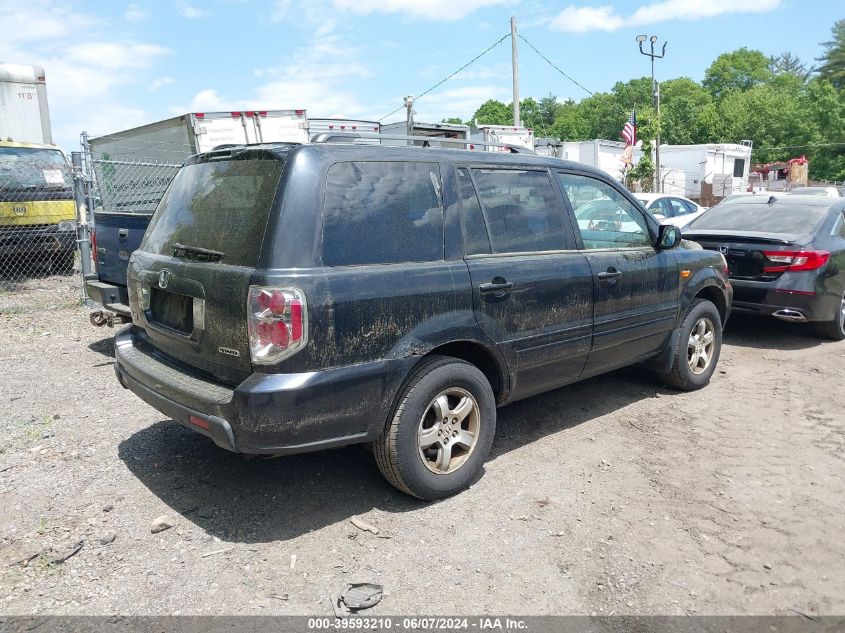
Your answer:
688;201;828;234
142;158;284;267
322;161;443;266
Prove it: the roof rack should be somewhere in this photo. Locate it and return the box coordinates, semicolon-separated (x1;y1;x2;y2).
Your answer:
310;132;535;154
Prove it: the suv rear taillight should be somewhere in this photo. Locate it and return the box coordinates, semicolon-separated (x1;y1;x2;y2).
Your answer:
763;250;829;273
247;286;308;365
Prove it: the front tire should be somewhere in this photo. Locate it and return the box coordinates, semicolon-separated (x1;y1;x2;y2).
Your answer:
374;356;496;500
659;298;722;391
814;293;845;341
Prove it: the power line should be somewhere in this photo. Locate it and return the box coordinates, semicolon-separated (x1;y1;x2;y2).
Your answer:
753;141;845;152
378;33;510;121
517;34;594;96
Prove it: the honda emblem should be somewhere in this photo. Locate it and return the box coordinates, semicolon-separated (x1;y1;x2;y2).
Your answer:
158;269;172;289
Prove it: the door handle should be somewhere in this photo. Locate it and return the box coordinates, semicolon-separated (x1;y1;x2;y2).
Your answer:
597;269;623;282
479;280;514;294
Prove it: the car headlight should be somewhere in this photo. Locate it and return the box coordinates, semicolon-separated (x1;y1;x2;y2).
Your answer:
57;220;76;232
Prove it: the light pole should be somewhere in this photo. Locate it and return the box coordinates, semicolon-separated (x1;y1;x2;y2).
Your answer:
636;34;667;192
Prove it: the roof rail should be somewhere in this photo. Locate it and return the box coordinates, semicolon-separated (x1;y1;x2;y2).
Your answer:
310;131;536;154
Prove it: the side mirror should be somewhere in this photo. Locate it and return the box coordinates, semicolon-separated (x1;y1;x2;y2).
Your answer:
658;224;681;249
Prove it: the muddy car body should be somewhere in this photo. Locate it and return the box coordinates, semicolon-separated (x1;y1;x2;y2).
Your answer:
114;142;732;499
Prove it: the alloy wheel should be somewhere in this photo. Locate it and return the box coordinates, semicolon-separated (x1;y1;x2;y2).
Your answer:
417;387;480;475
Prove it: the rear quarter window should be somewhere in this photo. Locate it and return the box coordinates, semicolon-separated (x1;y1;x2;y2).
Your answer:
322;161;444;266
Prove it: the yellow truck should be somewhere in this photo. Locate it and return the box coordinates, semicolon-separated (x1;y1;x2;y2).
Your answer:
0;140;77;274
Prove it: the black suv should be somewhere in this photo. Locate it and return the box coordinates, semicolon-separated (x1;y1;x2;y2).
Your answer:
114;143;732;499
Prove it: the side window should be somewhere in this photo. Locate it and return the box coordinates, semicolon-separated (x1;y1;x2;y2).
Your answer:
653;198;674;218
322;161;443;266
457;168;491;256
557;172;651;250
471;169;566;253
669;198;689;216
682;199;697;214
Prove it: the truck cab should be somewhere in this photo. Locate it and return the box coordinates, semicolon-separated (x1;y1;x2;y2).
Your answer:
0;140;77;275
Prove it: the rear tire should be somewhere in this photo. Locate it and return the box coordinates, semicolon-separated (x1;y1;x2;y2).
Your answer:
659;298;722;391
813;293;845;341
374;355;496;500
52;250;75;275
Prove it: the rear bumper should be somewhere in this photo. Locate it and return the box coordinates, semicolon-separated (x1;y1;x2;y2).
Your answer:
730;279;839;323
113;325;412;454
0;228;75;257
84;275;131;317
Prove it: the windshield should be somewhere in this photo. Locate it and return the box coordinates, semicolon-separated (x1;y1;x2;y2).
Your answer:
687;201;828;235
0;147;72;189
142;158;285;268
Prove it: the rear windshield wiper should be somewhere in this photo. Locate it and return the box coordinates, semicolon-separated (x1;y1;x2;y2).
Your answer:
172;243;225;262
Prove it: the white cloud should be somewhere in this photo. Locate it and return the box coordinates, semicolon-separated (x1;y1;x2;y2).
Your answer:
178;4;208;19
549;6;623;33
0;0;172;147
65;43;170;71
179;35;375;118
124;4;148;23
549;0;781;32
150;77;175;91
331;0;509;21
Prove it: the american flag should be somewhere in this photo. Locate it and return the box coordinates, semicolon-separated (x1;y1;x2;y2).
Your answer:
621;108;637;146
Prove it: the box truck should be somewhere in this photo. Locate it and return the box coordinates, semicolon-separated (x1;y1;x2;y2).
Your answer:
470;124;534;152
0;63;53;145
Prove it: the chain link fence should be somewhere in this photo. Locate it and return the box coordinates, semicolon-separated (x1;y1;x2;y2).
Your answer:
0;149;80;286
90;158;181;215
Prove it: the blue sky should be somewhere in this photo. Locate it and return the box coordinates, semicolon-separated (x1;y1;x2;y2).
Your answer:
2;0;841;151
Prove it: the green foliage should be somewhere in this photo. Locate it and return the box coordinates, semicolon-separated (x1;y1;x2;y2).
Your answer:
703;47;772;99
470;99;512;126
440;117;465;125
817;19;845;88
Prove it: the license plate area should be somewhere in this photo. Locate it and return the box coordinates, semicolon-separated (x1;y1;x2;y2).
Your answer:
150;288;193;334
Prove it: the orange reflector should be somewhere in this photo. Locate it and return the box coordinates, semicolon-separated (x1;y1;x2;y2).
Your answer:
189;415;210;430
680;270;691;279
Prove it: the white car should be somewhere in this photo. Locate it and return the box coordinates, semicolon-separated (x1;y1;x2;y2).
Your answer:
637;193;707;228
788;186;842;198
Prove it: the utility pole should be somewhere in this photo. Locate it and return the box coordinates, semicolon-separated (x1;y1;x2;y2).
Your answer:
636;34;667;192
404;95;415;143
511;16;520;126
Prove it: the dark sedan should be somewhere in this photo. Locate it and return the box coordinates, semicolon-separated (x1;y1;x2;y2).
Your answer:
683;195;845;339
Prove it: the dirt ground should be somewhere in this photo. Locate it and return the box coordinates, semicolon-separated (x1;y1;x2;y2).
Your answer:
1;273;843;617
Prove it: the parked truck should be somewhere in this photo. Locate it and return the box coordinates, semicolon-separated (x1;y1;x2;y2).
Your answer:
308;118;381;144
85;109;308;325
0;64;76;276
381;121;470;147
0;63;53;144
470;124;534;152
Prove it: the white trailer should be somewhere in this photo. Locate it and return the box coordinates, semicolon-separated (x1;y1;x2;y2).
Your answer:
0;63;53;144
381;121;470;147
634;142;753;199
308;118;380;144
561;139;629;181
88;110;309;212
470;124;534;152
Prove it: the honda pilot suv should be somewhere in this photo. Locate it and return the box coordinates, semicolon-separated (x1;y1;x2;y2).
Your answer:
114;142;732;500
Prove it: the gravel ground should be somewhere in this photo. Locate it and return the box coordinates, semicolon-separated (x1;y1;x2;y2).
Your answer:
1;274;843;617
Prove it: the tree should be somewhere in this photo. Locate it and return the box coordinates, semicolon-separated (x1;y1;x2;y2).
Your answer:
817;19;845;88
470;99;511;126
659;78;718;144
703;48;772;99
440;117;465;125
768;52;812;80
